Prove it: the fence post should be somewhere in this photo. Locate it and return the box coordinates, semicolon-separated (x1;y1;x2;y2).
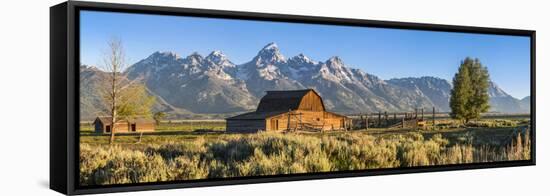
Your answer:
415;108;418;119
378;112;381;127
138;132;143;143
384;111;388;126
432;107;436;129
365;114;369;131
287;109;291;131
402;117;405;128
421;108;424;120
360;114;363;130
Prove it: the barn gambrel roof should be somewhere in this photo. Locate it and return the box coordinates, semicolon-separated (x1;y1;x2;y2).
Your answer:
227;89;331;120
256;89;325;112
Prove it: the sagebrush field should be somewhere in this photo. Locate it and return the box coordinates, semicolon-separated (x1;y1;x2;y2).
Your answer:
79;118;531;186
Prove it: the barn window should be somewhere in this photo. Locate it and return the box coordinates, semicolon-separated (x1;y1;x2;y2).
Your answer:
105;125;111;133
131;124;136;132
316;118;320;121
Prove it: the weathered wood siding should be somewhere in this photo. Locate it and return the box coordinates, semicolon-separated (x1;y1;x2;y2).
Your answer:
225;89;350;133
94;121;129;134
115;123;129;132
321;112;351;131
297;91;325;111
134;123;155;132
94;120;155;134
109;122;129;133
265;113;295;131
226;119;266;133
265;111;350;131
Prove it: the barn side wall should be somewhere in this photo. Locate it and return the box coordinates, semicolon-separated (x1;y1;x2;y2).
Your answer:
266;113;290;131
94;120;155;134
265;111;350;131
321;112;350;131
95;122;129;134
226;119;266;133
112;122;129;133
135;123;155;132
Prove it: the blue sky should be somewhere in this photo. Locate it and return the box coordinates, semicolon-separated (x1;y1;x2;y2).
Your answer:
80;10;531;99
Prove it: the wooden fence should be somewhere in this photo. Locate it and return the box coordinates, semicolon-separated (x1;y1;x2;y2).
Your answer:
350;107;438;130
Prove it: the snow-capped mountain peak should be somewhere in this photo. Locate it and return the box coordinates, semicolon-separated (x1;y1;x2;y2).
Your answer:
143;51;182;63
185;52;204;65
262;42;278;50
254;42;286;65
205;50;235;68
125;51;183;76
316;56;354;82
283;53;319;79
115;42;529;116
289;53;317;65
153;51;181;59
327;56;344;66
206;50;227;61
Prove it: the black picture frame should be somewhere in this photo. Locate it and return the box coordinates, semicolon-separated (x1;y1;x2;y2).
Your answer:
50;1;536;195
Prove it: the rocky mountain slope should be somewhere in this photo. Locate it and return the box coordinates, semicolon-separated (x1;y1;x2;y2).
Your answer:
80;42;530;119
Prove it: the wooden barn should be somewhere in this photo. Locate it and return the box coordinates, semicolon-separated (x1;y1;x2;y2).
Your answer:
226;89;351;133
93;117;155;134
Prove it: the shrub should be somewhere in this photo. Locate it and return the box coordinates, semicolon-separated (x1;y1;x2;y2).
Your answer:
80;130;531;185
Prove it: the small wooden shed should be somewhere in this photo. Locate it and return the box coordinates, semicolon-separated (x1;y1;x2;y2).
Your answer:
93;117;155;134
226;89;351;133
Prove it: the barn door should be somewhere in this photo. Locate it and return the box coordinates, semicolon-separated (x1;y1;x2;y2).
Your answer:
131;124;136;132
270;119;278;131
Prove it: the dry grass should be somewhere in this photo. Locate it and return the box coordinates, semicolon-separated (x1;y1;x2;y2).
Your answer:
80;129;531;186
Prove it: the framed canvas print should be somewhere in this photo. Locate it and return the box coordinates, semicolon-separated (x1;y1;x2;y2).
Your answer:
50;1;536;195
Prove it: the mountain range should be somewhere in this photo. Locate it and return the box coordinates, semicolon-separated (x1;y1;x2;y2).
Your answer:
80;42;530;120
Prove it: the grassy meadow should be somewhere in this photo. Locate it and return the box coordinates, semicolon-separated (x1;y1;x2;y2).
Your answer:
79;118;531;186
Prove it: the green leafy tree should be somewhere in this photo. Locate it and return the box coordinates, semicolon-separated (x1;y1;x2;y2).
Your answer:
116;85;155;120
449;57;490;124
101;38;154;144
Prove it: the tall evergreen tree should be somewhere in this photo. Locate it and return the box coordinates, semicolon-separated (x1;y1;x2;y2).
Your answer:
450;60;473;123
449;57;490;123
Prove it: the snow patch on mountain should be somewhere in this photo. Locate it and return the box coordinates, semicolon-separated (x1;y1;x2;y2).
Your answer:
117;42;526;114
488;81;510;98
